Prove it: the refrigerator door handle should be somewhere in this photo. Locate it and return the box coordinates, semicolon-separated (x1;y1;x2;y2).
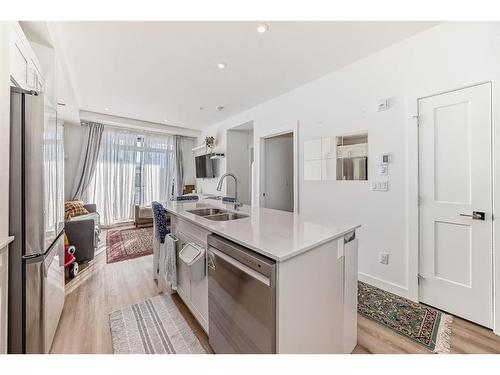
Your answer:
42;233;64;277
22;253;44;264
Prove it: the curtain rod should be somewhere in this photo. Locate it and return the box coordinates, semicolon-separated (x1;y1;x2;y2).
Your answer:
80;120;196;139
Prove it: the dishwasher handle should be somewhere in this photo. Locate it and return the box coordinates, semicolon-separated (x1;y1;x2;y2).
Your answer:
207;251;216;271
208;247;271;287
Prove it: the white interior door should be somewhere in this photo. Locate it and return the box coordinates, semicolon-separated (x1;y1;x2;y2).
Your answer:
419;82;492;328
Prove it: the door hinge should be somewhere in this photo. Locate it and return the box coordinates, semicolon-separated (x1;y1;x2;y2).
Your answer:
418;195;422;205
413;115;419;126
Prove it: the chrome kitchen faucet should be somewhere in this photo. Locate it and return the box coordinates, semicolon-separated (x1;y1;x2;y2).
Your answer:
216;173;242;210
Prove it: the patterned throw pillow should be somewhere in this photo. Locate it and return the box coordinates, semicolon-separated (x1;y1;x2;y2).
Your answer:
64;201;89;221
152;201;169;243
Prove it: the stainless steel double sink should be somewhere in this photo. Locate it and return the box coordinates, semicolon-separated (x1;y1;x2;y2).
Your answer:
186;207;249;221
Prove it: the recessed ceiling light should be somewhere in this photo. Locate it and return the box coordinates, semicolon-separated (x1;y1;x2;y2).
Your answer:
256;23;269;33
163;119;168;123
104;107;110;111
217;62;227;69
216;105;225;111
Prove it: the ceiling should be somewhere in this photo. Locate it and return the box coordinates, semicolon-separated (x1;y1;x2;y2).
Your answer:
50;21;439;131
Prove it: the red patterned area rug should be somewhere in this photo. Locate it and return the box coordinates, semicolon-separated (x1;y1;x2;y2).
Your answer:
106;227;154;264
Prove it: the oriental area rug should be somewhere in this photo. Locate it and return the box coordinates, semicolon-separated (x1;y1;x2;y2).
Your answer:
358;281;452;353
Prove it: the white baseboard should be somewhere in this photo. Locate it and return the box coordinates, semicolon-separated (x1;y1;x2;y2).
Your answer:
358;272;409;299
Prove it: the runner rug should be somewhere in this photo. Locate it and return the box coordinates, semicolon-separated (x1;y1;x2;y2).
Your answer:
110;294;207;354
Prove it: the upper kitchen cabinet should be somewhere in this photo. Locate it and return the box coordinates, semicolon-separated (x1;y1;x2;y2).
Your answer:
9;22;46;94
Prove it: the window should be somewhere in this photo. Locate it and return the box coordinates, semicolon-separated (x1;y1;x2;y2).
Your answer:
86;128;176;226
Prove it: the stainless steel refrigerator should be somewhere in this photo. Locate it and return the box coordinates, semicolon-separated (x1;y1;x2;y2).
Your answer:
336;156;368;181
8;87;65;354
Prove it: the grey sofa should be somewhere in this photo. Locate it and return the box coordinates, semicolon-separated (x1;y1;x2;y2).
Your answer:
65;204;101;262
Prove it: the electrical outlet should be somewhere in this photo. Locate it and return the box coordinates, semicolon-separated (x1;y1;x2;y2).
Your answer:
377;99;389;112
379;252;389;265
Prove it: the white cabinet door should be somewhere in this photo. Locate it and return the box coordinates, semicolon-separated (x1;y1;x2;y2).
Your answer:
304;139;322;160
190;271;208;329
10;33;30;89
304;160;322;180
174;219;209;332
9;23;44;91
34;63;44;93
321;137;336;159
321;158;336;181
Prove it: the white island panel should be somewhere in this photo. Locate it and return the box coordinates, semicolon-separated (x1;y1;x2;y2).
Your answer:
276;239;345;353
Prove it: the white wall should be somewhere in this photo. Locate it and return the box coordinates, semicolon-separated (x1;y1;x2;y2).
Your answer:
196;22;500;308
226;129;253;204
264;133;294;211
63;123;84;200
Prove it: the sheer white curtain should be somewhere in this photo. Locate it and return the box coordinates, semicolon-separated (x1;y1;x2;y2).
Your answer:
85;128;179;226
86;128;138;226
141;133;176;205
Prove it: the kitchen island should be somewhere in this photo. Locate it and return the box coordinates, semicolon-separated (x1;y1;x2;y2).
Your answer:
161;199;360;354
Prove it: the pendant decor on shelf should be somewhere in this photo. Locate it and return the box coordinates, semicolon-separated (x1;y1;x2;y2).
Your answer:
205;136;215;154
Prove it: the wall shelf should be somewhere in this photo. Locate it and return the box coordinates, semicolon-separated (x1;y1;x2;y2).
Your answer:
192;144;206;151
210;153;225;160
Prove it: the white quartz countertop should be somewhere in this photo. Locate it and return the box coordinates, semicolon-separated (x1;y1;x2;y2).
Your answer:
162;199;360;262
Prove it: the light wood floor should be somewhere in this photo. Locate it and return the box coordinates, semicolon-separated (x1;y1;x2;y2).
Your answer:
51;251;500;354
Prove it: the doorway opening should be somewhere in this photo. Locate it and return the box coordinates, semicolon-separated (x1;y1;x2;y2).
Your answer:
261;132;295;212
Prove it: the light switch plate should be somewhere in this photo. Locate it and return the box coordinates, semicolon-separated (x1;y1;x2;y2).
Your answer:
370;180;389;191
379;165;388;176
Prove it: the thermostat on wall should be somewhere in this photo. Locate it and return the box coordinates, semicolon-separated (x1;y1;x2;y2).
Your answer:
379;153;390;165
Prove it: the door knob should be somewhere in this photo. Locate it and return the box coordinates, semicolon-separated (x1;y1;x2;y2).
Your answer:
459;211;485;220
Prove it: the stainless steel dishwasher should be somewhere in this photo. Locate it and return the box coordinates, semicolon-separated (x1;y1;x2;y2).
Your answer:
207;234;276;353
